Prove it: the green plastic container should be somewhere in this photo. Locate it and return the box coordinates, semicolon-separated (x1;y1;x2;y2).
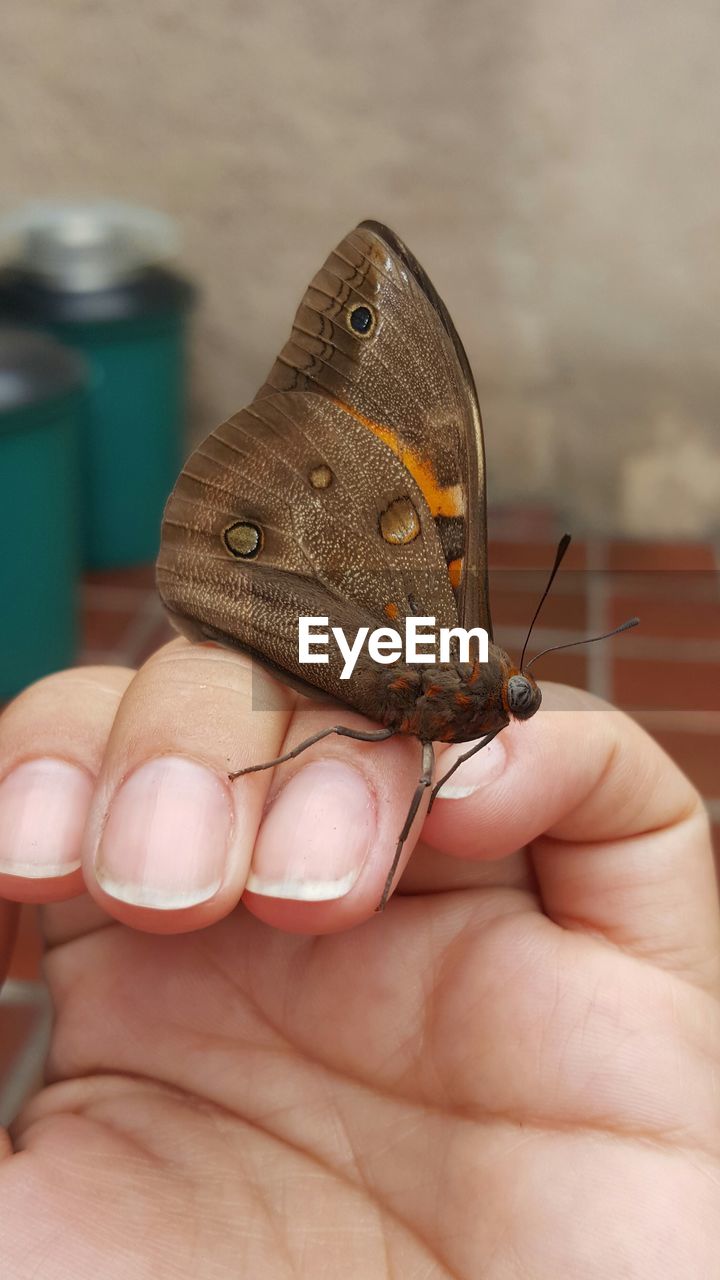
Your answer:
40;302;192;568
0;203;195;568
0;328;86;699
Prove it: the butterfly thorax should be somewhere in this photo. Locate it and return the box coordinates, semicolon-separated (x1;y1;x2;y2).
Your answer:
357;645;519;744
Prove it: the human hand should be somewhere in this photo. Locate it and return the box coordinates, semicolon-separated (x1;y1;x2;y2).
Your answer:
0;640;718;1277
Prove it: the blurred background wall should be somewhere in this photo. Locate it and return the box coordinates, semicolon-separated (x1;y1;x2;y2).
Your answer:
3;0;718;536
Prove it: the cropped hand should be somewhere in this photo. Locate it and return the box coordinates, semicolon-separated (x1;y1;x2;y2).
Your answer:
0;641;718;1278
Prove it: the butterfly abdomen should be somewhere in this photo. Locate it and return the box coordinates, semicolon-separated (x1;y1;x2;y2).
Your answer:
364;652;512;744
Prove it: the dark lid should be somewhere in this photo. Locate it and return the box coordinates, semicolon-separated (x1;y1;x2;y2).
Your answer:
0;326;87;413
0;265;196;326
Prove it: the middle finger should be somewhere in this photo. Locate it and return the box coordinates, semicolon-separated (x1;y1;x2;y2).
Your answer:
83;638;423;932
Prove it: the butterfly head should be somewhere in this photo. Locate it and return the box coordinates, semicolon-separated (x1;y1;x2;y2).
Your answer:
505;670;542;722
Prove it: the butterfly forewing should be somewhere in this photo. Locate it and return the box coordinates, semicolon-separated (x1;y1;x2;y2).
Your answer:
256;222;491;637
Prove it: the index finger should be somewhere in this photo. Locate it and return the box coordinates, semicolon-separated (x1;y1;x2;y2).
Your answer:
423;683;719;993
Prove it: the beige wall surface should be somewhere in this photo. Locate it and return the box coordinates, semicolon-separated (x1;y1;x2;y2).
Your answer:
2;0;718;535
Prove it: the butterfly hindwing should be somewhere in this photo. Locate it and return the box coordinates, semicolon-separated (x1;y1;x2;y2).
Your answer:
156;390;459;715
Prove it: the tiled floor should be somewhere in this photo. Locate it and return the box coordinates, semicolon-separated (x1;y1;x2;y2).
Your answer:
6;506;720;980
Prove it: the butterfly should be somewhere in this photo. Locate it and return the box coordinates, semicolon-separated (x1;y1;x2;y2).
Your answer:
156;221;636;909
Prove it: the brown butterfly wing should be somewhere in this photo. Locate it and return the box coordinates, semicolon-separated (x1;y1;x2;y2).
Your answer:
257;221;491;638
156;390;459;715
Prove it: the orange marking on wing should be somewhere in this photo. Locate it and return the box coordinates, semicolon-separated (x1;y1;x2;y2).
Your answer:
389;676;409;692
330;397;464;519
454;692;472;708
384;602;399;620
448;557;463;590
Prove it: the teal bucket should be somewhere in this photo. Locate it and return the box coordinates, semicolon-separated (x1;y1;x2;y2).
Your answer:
0;329;86;700
0;266;195;569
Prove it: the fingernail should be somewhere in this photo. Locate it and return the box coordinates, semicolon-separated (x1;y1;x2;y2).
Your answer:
96;756;233;909
0;758;92;878
247;760;376;901
436;733;508;799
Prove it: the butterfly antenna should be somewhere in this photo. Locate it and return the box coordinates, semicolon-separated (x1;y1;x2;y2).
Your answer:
525;616;640;671
519;533;572;671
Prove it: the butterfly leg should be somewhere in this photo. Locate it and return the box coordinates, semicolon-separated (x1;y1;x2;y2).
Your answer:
427;727;505;813
228;724;396;780
376;739;435;913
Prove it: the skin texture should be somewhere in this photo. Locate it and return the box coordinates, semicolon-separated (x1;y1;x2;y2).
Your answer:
0;640;719;1278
